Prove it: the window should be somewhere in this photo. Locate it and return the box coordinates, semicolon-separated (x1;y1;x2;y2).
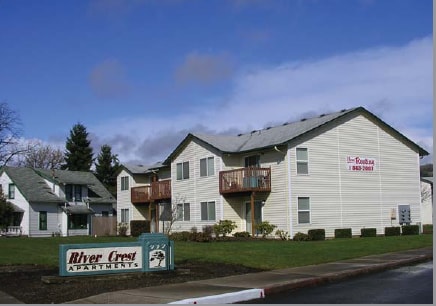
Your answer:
201;201;216;221
176;162;190;180
120;208;129;223
176;203;190;221
245;155;260;168
8;184;15;199
74;186;82;202
39;211;47;230
200;157;214;177
121;176;129;191
296;148;309;174
68;214;88;229
298;197;310;224
65;185;73;201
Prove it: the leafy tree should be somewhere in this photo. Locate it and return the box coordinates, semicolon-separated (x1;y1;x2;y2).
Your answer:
63;123;93;171
0;189;14;230
94;144;120;196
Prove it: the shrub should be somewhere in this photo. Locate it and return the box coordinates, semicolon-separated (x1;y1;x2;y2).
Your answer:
293;232;309;241
117;222;128;237
275;229;289;240
213;220;237;237
130;220;150;237
233;231;251;238
384;226;401;236
255;221;277;238
308;229;325;241
169;231;190;241
360;228;377;237
334;228;352;239
423;224;433;234
401;225;420;236
202;225;214;240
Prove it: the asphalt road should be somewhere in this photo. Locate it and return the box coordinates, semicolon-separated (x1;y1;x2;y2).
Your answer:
242;261;433;304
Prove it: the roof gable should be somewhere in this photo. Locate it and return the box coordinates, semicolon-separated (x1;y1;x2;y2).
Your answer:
165;107;428;162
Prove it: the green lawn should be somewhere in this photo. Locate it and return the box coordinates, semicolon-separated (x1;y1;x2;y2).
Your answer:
0;235;432;269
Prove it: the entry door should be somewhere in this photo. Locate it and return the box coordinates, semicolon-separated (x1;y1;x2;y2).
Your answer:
245;202;262;235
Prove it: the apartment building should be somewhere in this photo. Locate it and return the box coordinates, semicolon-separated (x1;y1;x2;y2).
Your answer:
117;107;429;238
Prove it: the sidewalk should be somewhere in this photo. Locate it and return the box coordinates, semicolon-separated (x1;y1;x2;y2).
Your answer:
65;247;432;304
0;247;432;304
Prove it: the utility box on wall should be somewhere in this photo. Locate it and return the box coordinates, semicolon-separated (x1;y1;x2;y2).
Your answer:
398;204;411;225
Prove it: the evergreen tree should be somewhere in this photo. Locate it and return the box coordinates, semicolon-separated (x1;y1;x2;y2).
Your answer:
63;123;93;171
94;144;120;196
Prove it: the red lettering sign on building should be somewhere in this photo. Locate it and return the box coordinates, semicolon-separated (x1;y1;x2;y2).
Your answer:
346;156;376;172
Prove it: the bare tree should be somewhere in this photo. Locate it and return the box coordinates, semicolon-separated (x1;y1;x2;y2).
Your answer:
16;140;65;169
159;195;186;235
0;102;26;165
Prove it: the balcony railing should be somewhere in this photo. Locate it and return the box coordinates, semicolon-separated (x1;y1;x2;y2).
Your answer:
131;186;151;204
151;180;171;201
131;180;172;204
219;167;271;194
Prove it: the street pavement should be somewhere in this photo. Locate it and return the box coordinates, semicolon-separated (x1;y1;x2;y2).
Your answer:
0;247;432;304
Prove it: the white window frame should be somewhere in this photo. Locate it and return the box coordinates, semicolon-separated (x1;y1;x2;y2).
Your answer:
176;203;190;221
120;208;130;223
8;184;15;199
297;197;311;224
176;161;190;180
121;176;129;191
200;157;215;177
200;201;216;221
296;148;309;175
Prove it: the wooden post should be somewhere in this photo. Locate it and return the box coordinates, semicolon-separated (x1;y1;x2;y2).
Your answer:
148;204;152;232
251;192;255;236
156;202;159;233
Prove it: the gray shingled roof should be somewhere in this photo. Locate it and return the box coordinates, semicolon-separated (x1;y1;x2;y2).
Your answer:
1;167;115;204
120;162;168;175
1;167;62;203
166;107;428;162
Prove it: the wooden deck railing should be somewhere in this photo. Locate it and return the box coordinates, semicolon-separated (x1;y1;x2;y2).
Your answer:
131;186;152;204
131;180;172;204
219;167;271;194
151;180;171;201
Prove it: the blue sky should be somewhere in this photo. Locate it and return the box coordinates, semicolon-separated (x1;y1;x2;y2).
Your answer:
0;0;433;164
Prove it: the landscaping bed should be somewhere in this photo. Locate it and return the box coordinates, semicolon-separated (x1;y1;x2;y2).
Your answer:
0;262;263;304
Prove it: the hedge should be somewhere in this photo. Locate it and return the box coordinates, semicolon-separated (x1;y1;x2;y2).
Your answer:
129;220;151;237
423;224;433;234
384;226;401;236
334;228;352;238
360;228;377;237
308;229;325;241
401;225;420;235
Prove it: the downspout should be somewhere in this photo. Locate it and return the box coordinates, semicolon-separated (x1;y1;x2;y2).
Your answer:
287;143;293;237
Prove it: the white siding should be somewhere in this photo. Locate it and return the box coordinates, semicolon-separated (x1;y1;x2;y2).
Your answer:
171;138;222;232
28;203;60;237
289;114;422;237
0;173;30;236
420;180;433;224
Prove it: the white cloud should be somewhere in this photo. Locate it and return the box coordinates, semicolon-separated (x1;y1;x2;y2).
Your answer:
90;36;433;164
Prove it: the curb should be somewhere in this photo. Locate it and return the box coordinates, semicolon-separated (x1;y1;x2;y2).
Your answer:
168;289;265;304
262;254;433;298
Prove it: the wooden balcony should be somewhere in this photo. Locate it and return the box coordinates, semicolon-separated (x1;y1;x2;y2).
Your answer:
151;180;171;201
219;167;271;195
131;186;151;204
131;180;171;204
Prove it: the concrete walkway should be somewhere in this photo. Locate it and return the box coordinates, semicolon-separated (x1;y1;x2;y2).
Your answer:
1;247;432;304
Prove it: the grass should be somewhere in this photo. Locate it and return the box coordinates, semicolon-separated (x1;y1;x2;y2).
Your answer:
0;235;432;269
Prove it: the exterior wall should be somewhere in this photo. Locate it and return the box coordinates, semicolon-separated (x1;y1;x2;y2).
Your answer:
170;138;222;232
221;150;289;234
420;180;432;225
0;172;30;236
28;203;60;237
289;114;422;238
